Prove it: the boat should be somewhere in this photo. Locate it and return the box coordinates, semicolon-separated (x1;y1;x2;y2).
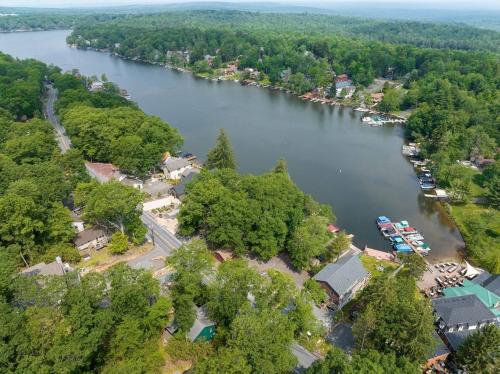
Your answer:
402;226;418;235
376;216;391;226
420;183;436;190
393;243;413;253
406;234;424;241
380;227;396;237
389;235;404;243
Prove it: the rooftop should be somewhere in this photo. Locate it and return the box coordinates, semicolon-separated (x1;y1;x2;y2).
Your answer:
443;280;500;316
74;227;107;247
444;330;473;352
172;172;198;197
472;271;500;297
163;157;190;172
313;253;368;297
432;294;496;326
21;261;67;277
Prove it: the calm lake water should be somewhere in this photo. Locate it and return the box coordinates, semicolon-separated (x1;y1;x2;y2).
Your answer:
0;30;464;261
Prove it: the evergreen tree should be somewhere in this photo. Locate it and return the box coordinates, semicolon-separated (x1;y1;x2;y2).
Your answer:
456;324;500;374
205;129;236;170
273;158;288;174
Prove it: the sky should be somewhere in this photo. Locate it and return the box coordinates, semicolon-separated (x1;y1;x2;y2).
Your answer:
0;0;498;10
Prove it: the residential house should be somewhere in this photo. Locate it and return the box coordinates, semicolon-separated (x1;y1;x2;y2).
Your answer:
432;294;498;334
171;171;199;199
443;280;500;313
71;212;84;233
85;162;119;183
291;343;322;373
244;67;260;80
74;227;108;252
163;157;192;180
313;252;370;309
21;257;71;277
334;74;352;89
187;306;216;342
204;54;214;66
424;331;450;371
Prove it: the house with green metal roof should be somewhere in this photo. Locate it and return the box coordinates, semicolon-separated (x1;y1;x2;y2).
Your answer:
443;280;500;317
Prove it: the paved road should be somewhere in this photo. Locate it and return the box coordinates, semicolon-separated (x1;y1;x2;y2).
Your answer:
44;84;181;255
44;84;71;153
141;211;182;253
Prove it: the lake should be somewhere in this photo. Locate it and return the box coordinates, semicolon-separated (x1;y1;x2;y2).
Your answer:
0;30;464;261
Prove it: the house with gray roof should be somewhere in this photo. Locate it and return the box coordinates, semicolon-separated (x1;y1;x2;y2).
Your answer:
290;343;322;373
313;252;369;309
432;294;498;334
187;306;216;342
163;157;192;180
21;257;71;277
74;227;108;253
172;172;198;199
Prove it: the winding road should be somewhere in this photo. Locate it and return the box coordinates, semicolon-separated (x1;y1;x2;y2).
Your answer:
43;84;181;254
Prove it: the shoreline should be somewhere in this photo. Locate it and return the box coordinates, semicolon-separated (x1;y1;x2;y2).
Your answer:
72;45;408;123
69;44;466;264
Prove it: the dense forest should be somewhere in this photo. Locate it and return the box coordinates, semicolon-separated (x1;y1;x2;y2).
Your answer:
67;10;500;272
52;71;183;176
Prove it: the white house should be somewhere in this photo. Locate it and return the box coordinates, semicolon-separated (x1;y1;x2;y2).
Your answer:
163;157;192;180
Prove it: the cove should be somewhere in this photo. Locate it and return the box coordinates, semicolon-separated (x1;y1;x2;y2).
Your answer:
0;30;464;261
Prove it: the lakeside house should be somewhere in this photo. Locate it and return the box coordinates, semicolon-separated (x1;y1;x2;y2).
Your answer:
171;170;199;199
334;74;352;89
432;292;499;351
21;257;71;277
163;156;192;180
74;227;108;253
313;252;370;309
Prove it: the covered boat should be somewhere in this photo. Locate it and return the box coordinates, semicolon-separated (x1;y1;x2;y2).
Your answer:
389;235;404;243
376;216;391;226
393;243;412;253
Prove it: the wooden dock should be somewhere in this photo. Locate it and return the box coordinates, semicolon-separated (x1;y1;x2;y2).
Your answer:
391;223;432;268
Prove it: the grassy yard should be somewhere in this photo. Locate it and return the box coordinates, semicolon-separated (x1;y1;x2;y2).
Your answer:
360;254;398;278
76;242;154;272
448;203;500;273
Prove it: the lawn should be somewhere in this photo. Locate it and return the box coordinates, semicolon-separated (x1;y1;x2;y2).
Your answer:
360;254;398;278
448;203;500;273
76;242;154;272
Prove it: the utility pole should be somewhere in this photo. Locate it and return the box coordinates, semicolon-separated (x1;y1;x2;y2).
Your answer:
150;224;155;246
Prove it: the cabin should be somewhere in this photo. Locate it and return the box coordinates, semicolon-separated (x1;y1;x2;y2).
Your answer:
74;227;108;252
163;157;192;180
313;252;369;309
